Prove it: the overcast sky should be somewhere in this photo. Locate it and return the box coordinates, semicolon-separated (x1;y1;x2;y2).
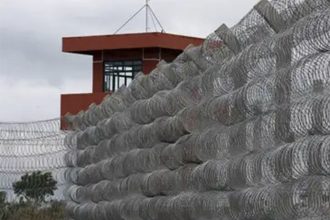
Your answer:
0;0;258;122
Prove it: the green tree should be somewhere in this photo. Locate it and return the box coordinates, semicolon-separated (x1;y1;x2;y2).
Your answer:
13;171;57;204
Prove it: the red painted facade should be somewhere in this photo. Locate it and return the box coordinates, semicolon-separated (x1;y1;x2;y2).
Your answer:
62;32;204;53
61;93;108;117
61;32;204;129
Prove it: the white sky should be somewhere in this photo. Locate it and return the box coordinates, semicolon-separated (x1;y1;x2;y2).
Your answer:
0;0;258;121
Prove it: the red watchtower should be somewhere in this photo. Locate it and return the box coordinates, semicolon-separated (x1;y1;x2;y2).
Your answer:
60;1;204;128
60;32;204;125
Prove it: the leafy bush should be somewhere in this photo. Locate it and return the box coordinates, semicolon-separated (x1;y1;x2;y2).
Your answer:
0;199;65;220
5;201;65;220
13;171;57;204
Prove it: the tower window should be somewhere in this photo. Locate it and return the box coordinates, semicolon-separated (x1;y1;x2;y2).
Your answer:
104;60;142;92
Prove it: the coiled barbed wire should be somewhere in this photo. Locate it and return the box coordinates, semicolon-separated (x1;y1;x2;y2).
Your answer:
0;118;68;201
64;0;330;219
66;177;330;220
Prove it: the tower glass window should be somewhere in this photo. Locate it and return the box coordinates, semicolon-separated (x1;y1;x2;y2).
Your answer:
104;60;142;92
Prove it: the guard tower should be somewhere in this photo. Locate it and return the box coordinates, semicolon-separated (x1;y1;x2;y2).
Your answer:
60;1;204;128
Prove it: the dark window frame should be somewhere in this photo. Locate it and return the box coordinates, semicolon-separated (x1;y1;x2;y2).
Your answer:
103;60;142;92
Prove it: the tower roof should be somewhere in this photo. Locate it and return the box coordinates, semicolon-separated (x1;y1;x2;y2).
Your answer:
62;32;204;55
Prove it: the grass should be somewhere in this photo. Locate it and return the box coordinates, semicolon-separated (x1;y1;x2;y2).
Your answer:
0;200;65;220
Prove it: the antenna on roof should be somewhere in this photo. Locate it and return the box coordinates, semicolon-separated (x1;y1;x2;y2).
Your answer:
113;0;165;34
